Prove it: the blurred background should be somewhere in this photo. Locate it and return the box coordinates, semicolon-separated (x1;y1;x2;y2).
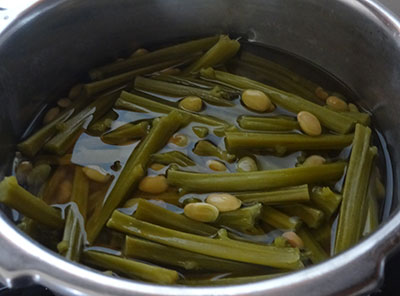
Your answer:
0;0;399;295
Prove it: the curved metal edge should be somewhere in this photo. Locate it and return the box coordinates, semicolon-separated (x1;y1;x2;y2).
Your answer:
0;0;399;295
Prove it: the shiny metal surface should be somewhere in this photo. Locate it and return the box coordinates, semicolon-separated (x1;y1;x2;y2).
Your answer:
0;0;400;295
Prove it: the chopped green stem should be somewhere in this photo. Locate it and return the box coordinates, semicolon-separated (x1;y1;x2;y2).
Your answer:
135;76;234;106
193;140;236;163
89;36;219;80
335;124;377;254
58;166;89;261
86;111;187;243
85;58;193;97
153;75;240;99
17;97;88;157
200;68;356;134
179;273;284;286
45;91;120;155
125;236;268;273
87;110;118;135
182;35;240;75
151;151;195;167
236;185;310;205
240;52;321;94
339;111;371;126
363;193;379;236
310;187;342;219
107;211;303;270
277;204;324;229
231;59;319;102
225;132;354;154
117;91;228;126
238;116;299;132
260;206;301;230
192;126;209;138
214;203;262;234
167;162;346;192
310;222;332;252
102;121;149;145
297;227;329;264
134;199;218;236
0;176;63;229
82;251;179;284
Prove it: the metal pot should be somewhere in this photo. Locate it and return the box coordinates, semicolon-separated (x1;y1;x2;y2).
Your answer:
0;0;399;295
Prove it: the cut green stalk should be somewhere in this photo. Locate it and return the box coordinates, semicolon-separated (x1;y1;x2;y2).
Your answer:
17;96;89;158
335;111;371;126
0;176;63;229
231;59;319;102
89;36;219;80
167;162;346;192
58;166;89;261
107;211;303;270
42;166;70;204
214;203;262;234
117;91;228;126
45;91;121;155
86;111;187;243
153;75;240;100
193;140;236;163
125;236;268;273
277;204;324;229
200;68;356;134
134;199;217;236
310;186;342;219
87;110;118;135
238;116;299;132
182;35;240;75
82;251;179;284
335;124;377;254
151;151;195;167
297;227;329;264
363;193;379;236
192;126;209;138
134;76;234;106
240;52;321;95
236;185;310;205
102;121;149;145
225;132;354;153
310;222;332;252
260;206;301;230
179;273;284;286
85;58;193;97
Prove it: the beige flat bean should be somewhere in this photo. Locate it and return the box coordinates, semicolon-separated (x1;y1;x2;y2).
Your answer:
297;111;322;136
130;48;149;58
326;96;348;111
303;155;326;167
241;89;272;112
237;156;258;172
139;175;168;194
282;231;304;249
56;179;73;204
150;163;166;171
57;98;72;108
348;103;359;112
184;202;219;222
206;193;241;212
178;96;203;112
206;160;227;172
68;84;84;100
169;134;189;147
43;107;60;124
315;87;329;101
82;165;111;183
